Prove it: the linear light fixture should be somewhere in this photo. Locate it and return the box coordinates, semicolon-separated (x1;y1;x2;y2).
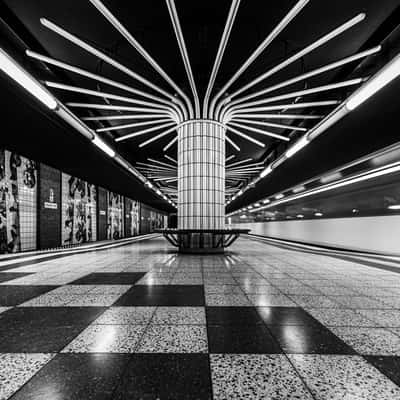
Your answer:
250;161;400;214
232;118;307;132
92;136;116;157
226;46;381;108
139;125;178;147
96;119;171;133
227;13;366;100
260;165;273;178
388;205;400;210
285;135;309;158
228;121;289;141
89;0;192;119
0;48;57;110
227;126;266;148
209;0;309;118
115;122;176;142
26;50;184;121
226;136;240;151
346;52;400;111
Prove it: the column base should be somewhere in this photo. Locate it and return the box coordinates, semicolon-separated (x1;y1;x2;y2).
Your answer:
155;229;250;254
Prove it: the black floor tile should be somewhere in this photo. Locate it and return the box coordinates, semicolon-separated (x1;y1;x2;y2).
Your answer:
112;354;212;400
364;356;400;387
0;272;32;283
0;306;106;327
256;306;321;326
70;272;146;285
0;324;86;352
115;285;205;306
206;306;264;325
268;324;356;355
0;307;105;352
0;285;58;306
10;353;131;400
207;324;282;354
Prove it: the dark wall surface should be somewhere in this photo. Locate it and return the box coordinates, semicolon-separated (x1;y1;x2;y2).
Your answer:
38;163;61;249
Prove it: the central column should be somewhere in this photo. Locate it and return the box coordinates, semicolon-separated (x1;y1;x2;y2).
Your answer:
178;120;225;233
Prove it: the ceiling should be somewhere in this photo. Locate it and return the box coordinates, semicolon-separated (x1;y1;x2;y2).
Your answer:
0;0;400;213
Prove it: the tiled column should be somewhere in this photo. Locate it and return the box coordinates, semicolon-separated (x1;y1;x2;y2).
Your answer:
177;120;225;230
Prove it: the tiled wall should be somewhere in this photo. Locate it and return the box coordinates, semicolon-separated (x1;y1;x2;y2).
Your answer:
0;148;168;254
0;150;38;253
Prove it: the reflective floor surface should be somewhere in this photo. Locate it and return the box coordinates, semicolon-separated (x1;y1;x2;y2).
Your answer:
1;237;400;399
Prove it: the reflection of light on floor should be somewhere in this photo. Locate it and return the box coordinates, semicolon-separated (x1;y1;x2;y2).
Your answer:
282;325;306;352
35;383;63;400
92;326;117;352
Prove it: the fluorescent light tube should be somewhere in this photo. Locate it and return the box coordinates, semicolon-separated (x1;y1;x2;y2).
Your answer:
388;204;400;210
0;48;57;110
285;136;309;158
92;136;116;158
346;52;400;111
260;165;272;178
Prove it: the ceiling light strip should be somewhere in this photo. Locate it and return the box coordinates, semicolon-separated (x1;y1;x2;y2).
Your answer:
203;0;241;117
224;13;365;101
166;0;200;117
96;119;172;133
228;121;289;141
209;0;309;118
139;125;179;147
45;81;178;116
227;126;265;148
226;46;381;107
89;0;192;119
26;50;184;121
223;78;364;118
115;122;176;142
40;18;178;103
226;135;240;151
231;118;306;132
163;136;178;152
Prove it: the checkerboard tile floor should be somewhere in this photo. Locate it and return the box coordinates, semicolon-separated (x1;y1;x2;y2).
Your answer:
1;237;400;399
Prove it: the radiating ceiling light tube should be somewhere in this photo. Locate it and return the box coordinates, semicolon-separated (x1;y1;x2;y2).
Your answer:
209;0;309;118
164;155;177;164
139;126;178;147
228;13;366;99
232;118;307;132
40;18;178;103
92;136;116;158
226;155;236;162
228;46;381;107
97;119;171;133
89;0;192;119
227;126;265;148
232;101;340;114
228;121;289;141
163;136;178;152
285;136;309;158
231;114;323;120
346;52;400;111
115;122;176;142
0;48;57;110
260;165;273;178
226;136;240;151
226;78;364;113
26;50;184;120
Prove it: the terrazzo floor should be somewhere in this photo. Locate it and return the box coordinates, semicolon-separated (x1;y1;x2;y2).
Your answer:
1;237;400;399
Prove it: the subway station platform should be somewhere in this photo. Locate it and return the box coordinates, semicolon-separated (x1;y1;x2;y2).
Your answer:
1;236;400;399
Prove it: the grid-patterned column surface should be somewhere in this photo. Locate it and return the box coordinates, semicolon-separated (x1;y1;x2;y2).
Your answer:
178;121;225;229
